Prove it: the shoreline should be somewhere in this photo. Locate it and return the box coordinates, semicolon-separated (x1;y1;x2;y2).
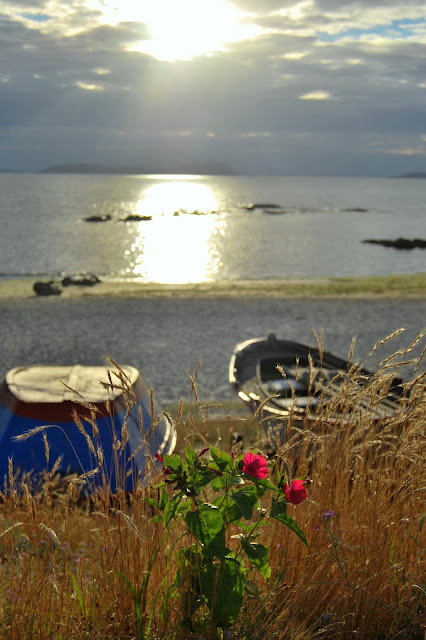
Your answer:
0;273;425;300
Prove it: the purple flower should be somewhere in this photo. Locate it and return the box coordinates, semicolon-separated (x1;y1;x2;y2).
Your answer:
322;510;337;520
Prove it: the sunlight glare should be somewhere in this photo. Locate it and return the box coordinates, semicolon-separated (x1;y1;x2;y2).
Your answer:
129;216;223;284
91;0;260;61
124;179;225;283
134;180;218;217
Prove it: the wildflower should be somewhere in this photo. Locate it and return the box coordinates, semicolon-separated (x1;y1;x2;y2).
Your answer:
322;510;337;520
154;452;171;475
284;479;307;505
242;452;269;479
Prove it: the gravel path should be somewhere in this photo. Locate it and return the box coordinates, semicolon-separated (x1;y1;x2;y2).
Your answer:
0;296;424;406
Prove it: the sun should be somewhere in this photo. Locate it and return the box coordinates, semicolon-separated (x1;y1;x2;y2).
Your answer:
95;0;259;61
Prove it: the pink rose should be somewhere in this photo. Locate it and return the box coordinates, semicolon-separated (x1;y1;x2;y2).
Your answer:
284;479;307;505
242;452;269;479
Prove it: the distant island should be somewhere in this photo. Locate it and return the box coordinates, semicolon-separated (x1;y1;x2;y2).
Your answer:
395;172;426;179
39;162;239;176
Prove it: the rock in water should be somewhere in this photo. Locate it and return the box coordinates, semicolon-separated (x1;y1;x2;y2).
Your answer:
33;281;62;296
62;274;102;287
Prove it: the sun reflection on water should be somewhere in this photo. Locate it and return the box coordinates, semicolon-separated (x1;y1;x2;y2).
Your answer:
124;179;226;284
134;178;218;217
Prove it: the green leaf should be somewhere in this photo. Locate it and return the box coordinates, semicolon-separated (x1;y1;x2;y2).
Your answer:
185;503;225;559
70;572;86;616
244;476;278;494
244;577;260;596
148;514;163;524
240;540;271;579
210;446;233;472
114;570;141;620
270;498;309;548
270;496;287;519
193;468;219;493
159;487;168;510
186;445;198;468
211;475;228;491
200;557;245;628
145;487;169;512
229;487;259;520
175;544;202;571
144;497;160;510
163;493;183;527
163;453;185;474
213;495;245;525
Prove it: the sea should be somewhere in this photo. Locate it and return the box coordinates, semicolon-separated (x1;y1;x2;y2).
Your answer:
0;173;425;283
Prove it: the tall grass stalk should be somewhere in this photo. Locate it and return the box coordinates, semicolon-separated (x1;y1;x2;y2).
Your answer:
0;333;424;639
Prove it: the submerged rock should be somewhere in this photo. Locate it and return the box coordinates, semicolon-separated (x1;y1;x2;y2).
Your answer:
363;238;426;249
62;274;102;287
263;208;289;215
120;214;152;222
243;203;281;211
83;214;112;223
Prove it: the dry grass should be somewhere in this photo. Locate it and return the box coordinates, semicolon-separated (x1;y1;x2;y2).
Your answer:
0;332;424;639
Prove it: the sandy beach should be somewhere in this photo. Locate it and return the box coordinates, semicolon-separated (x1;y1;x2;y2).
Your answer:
0;277;424;406
0;273;425;300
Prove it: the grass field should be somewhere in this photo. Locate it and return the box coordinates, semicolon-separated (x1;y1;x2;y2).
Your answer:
0;331;424;639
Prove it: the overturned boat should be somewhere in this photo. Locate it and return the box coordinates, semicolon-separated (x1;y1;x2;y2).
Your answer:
229;333;402;431
0;364;176;492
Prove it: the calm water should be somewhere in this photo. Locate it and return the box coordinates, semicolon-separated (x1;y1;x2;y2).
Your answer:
0;173;425;282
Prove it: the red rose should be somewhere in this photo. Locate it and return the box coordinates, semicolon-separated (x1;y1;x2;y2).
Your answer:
242;452;269;479
284;479;307;505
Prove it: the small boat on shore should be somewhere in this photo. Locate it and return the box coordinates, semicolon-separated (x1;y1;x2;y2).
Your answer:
229;333;402;434
0;364;176;492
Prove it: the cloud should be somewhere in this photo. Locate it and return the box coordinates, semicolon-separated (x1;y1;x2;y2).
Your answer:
75;81;104;91
387;147;426;156
0;0;425;175
299;90;331;99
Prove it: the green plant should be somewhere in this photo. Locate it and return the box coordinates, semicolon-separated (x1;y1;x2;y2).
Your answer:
146;446;309;634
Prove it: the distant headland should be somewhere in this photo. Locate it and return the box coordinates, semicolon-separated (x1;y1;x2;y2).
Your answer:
39;162;239;176
395;172;426;179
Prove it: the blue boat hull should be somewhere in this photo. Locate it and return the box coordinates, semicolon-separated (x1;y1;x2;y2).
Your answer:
0;365;176;492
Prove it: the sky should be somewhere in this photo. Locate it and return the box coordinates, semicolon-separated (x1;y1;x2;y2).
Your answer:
1;0;426;176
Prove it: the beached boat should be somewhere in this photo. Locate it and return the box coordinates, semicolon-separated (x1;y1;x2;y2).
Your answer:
229;333;401;431
0;364;176;492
